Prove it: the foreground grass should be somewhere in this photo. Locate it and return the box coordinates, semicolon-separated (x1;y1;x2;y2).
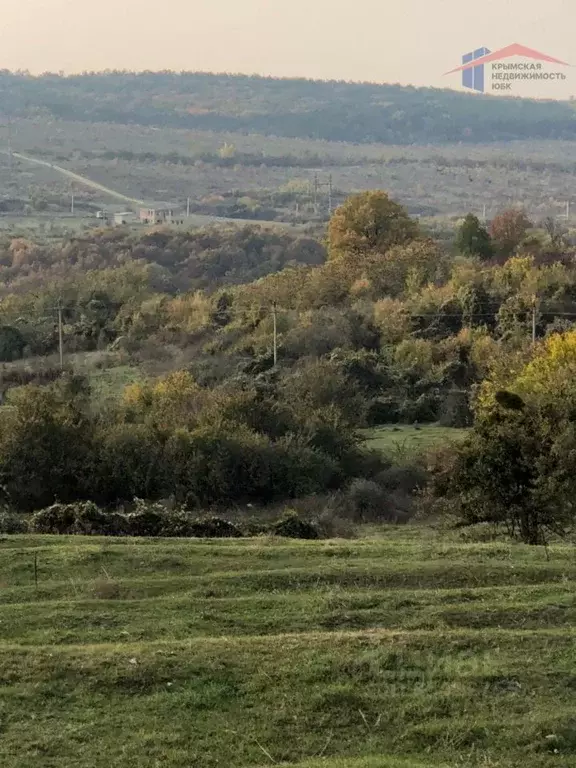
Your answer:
0;530;574;767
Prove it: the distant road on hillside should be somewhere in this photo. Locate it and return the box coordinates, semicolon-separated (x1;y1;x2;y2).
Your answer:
2;149;147;207
0;149;301;230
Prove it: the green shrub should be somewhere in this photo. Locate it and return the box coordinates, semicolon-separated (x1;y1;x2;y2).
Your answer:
124;501;169;537
375;464;428;494
315;508;356;539
29;502;127;536
0;510;29;534
189;517;242;538
366;397;400;425
272;512;319;539
400;393;441;423
71;502;127;536
0;325;26;362
439;391;473;428
29;503;78;534
344;479;390;522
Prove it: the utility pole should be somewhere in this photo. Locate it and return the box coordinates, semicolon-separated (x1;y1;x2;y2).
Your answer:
272;301;278;367
532;295;537;347
70;190;75;216
57;299;64;369
482;203;487;222
566;200;571;220
7;117;13;178
186;197;190;218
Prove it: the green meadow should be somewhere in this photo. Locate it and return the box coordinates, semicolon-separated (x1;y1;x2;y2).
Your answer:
0;530;573;767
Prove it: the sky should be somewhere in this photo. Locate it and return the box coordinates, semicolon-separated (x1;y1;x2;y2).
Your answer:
0;0;574;89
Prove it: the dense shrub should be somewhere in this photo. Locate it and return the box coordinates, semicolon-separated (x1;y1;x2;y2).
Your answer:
344;479;390;523
439;391;473;428
29;501;126;535
0;325;26;362
124;502;169;537
189;517;243;538
272;512;319;539
375;464;428;494
71;503;127;536
366;397;400;426
314;507;357;539
29;503;78;534
0;510;28;534
399;393;441;423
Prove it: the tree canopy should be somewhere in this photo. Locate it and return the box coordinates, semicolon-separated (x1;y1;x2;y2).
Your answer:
328;192;420;258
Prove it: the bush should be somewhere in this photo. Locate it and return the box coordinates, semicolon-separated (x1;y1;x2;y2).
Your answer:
0;510;28;534
400;392;441;423
344;479;390;522
189;517;243;538
0;325;26;362
366;397;400;426
29;501;127;535
29;503;78;534
315;507;356;539
124;501;169;537
375;464;428;494
272;512;319;539
439;391;473;428
71;502;127;536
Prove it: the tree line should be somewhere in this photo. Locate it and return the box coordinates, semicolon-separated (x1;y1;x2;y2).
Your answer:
3;70;576;144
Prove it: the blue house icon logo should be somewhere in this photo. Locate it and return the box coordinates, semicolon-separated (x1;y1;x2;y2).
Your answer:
461;47;491;92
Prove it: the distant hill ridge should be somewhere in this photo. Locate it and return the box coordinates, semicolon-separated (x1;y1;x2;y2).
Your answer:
2;70;576;144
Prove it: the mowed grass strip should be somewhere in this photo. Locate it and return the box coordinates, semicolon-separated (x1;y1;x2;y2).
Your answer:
1;584;576;645
0;531;575;767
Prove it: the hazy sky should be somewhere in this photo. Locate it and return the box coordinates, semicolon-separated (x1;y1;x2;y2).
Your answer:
1;0;573;87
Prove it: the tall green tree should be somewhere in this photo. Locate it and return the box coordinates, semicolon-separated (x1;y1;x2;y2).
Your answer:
0;377;95;510
455;214;493;260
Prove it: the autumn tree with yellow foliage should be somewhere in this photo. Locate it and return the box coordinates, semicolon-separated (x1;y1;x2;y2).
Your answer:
328;191;420;259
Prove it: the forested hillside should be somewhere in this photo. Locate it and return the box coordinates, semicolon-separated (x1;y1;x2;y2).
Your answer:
3;70;576;144
3;192;576;546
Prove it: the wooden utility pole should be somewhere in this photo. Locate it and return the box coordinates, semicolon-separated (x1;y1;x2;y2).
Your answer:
532;295;537;347
57;299;64;368
313;173;319;213
7;117;13;178
272;302;278;366
186;197;190;218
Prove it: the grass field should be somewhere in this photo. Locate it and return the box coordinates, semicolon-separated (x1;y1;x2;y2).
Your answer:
363;424;469;459
0;528;574;767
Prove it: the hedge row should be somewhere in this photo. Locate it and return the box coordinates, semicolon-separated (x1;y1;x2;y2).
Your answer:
1;501;320;540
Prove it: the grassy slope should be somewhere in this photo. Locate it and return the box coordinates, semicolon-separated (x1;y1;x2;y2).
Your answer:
363;424;468;459
0;530;574;767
